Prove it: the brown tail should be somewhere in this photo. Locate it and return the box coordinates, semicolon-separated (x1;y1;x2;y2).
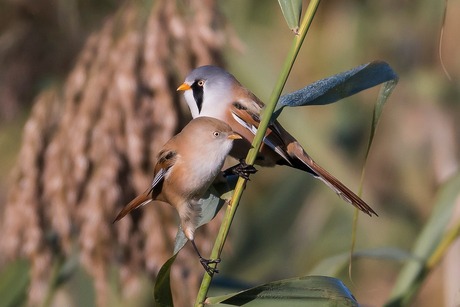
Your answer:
113;189;152;223
288;142;378;217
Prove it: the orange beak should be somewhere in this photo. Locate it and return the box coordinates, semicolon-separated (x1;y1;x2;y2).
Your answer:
228;133;242;140
177;83;191;91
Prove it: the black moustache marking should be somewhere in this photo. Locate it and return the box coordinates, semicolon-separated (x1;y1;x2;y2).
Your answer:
191;81;204;113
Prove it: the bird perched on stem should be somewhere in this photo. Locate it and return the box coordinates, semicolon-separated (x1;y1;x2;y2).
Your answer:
114;117;242;274
177;65;377;217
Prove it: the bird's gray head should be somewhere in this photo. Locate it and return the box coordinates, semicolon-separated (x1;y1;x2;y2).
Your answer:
178;65;239;119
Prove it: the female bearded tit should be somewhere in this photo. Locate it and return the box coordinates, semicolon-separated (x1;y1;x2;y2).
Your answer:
114;116;242;274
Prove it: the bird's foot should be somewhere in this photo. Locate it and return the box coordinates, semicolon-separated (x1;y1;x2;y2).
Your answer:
223;160;257;180
199;257;221;275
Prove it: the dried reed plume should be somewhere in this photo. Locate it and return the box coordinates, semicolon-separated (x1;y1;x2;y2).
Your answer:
1;1;237;306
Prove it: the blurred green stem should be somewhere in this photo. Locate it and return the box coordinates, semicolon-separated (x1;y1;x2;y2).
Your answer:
427;217;460;269
42;255;64;307
349;129;370;276
194;1;321;306
350;82;388;276
385;214;460;307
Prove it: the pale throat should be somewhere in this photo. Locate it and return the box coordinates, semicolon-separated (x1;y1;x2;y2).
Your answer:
188;142;230;184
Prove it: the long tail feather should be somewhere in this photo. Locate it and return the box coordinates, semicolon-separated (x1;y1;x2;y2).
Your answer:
288;142;378;217
113;189;152;223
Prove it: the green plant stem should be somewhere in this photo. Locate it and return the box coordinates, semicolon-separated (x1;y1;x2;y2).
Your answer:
427;218;460;268
194;1;321;306
349;95;382;277
404;220;460;305
385;214;460;307
349;137;369;277
42;255;64;307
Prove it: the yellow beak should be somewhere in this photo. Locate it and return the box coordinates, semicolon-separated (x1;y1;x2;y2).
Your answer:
228;133;242;140
177;83;191;91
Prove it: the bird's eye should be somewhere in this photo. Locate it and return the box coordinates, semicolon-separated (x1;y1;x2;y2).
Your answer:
197;80;204;86
212;131;220;138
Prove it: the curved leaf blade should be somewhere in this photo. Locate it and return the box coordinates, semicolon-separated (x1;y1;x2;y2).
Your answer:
385;172;460;306
207;276;358;306
272;61;399;120
173;183;233;254
154;180;236;307
277;0;303;34
154;254;177;307
309;247;418;277
365;77;398;160
350;69;399;270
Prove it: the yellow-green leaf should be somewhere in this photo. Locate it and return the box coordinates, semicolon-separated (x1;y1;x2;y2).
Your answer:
385;172;460;306
277;0;302;34
0;259;30;307
153;255;177;307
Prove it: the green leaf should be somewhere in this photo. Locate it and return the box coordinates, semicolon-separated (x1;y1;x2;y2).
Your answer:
385;172;460;306
154;254;178;307
272;61;399;121
55;252;79;287
354;247;416;262
154;180;236;307
309;248;418;277
207;276;358;306
365;77;398;161
350;74;399;269
277;0;303;34
308;253;350;278
0;259;30;307
173;183;233;255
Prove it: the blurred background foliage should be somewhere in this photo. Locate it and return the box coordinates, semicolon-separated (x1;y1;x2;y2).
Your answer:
0;0;459;306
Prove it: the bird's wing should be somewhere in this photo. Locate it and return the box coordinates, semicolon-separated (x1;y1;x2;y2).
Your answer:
285;141;378;216
113;150;177;223
230;100;377;216
230;100;292;164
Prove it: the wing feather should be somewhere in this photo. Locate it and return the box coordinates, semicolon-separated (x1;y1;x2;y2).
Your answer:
230;102;292;165
114;149;178;222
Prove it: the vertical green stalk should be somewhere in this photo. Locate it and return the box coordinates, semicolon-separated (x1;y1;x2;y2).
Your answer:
349;159;367;277
427;219;460;268
42;255;64;307
390;218;460;306
383;221;460;307
350;79;397;275
194;1;321;306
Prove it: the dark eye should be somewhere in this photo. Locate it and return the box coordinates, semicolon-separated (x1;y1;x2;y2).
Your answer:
197;80;204;86
212;131;220;138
